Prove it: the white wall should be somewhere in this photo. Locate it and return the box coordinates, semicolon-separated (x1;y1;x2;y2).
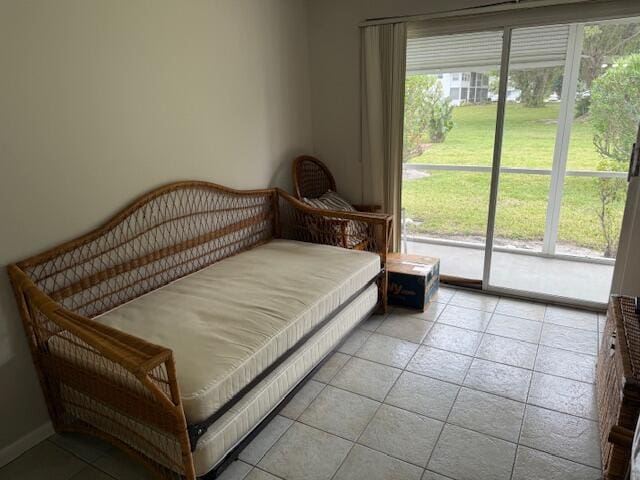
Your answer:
0;0;312;457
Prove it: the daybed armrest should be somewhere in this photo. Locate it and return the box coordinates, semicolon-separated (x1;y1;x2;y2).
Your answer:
8;265;196;479
275;189;392;259
352;204;382;213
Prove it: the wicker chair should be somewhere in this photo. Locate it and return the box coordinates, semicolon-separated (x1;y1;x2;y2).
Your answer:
292;155;384;250
292;155;381;212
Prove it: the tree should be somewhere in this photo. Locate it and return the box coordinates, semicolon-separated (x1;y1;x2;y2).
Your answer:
589;53;640;256
581;24;640;90
590;53;640;162
510;67;562;108
404;75;454;160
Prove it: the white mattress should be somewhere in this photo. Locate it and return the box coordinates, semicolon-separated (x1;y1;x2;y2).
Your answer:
193;283;378;475
95;239;380;423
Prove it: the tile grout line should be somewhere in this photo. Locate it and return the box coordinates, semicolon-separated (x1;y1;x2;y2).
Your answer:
384;300;599;356
343;298;599;418
246;297;600;477
508;302;547;480
249;292;599;477
326;291;456;479
248;318;365;473
423;289;494;473
231;290;601;478
328;301;441;480
365;319;597;385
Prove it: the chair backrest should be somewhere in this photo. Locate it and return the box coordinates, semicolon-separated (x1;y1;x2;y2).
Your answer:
292;155;337;200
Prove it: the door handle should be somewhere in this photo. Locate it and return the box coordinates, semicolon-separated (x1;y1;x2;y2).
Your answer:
629;122;640;182
628;142;639;182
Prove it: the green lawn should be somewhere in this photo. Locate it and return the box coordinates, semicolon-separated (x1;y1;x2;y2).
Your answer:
402;103;626;254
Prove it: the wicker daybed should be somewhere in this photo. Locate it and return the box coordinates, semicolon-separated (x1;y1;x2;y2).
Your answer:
8;181;392;479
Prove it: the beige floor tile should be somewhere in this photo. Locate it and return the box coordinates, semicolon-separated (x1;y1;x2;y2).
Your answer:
534;345;596;383
406;346;472;384
423;323;482;355
421;470;451;480
423;324;483;356
299;385;379;440
447;387;525;442
527;373;597;420
432;287;456;304
279;380;325;420
333;444;423;480
476;334;537;369
244;468;280;480
385;371;459;421
0;441;86;480
428;424;516;480
495;298;546;321
359;404;443;467
422;302;447;321
92;448;154;480
355;333;419;368
520;405;601;468
448;290;499;312
463;358;532;402
239;415;293;465
376;315;434;343
436;305;492;332
69;466;116;480
49;433;112;463
330;357;401;401
512;446;602;480
258;422;352;480
544;305;599;332
313;352;350;383
360;314;386;332
485;313;542;343
217;461;253;480
338;328;371;355
540;323;598;355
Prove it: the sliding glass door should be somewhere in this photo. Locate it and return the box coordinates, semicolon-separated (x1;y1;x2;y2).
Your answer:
487;18;640;305
402;29;504;282
403;14;640;306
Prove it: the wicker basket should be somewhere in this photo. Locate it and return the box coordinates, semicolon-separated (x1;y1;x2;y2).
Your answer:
597;295;640;480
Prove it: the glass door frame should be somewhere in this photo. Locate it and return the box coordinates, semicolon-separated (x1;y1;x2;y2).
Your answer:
480;19;631;310
402;9;640;309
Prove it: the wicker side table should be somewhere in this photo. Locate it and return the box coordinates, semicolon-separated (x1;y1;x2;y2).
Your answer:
597;295;640;479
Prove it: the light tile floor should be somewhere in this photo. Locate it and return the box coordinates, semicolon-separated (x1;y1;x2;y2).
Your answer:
0;287;605;480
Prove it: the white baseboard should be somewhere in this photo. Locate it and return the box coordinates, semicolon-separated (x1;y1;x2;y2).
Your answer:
0;421;54;468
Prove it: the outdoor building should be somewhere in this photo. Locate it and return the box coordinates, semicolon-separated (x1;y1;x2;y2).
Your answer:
437;72;491;105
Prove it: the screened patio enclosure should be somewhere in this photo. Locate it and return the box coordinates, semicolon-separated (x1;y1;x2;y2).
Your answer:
402;17;638;306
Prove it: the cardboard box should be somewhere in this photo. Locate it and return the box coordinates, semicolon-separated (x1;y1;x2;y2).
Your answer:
387;253;440;312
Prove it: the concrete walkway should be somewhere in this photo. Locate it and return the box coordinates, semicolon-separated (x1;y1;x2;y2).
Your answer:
406;241;613;305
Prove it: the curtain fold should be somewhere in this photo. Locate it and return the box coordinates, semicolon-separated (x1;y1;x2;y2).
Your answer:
360;22;407;252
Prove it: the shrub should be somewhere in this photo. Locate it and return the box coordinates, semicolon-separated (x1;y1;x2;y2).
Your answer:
590;53;640;162
404;75;454;160
589;53;640;256
427;87;454;143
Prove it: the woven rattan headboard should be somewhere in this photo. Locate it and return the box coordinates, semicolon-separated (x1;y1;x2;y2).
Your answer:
15;181;277;318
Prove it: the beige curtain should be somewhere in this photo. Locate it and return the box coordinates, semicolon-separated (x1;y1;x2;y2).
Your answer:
360;22;407;252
